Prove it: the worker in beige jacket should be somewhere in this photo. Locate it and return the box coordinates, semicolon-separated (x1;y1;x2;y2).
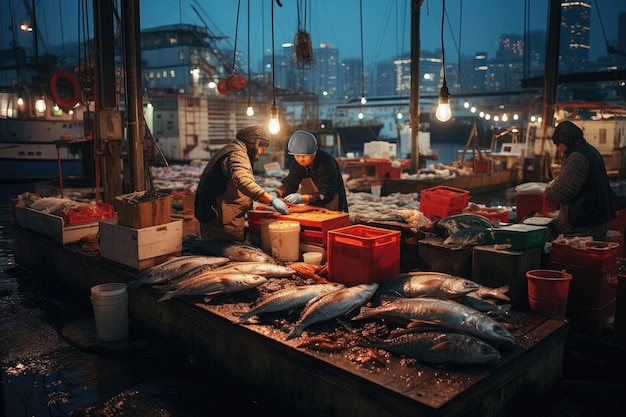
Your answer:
194;125;289;242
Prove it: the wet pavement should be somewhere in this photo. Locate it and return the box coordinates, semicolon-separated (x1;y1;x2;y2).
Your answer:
1;181;625;416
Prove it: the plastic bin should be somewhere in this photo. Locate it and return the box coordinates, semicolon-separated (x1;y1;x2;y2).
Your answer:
420;186;469;221
516;193;558;222
493;224;547;250
328;225;400;286
551;241;620;269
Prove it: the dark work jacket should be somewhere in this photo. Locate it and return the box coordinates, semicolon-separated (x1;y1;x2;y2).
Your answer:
277;150;348;212
567;141;615;227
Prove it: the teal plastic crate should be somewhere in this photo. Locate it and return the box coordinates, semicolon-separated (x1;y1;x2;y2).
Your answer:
493;224;547;250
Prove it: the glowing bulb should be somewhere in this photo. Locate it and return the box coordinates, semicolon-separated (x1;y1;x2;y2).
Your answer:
17;96;24;106
358;112;364;120
397;112;403;120
247;106;254;117
35;97;46;113
360;95;367;105
435;83;451;122
53;103;59;112
268;102;280;134
464;101;470;109
470;106;476;113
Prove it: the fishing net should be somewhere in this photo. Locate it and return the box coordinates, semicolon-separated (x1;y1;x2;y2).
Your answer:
291;29;315;69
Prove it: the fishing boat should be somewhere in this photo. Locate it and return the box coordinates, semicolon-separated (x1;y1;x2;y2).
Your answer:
0;84;91;181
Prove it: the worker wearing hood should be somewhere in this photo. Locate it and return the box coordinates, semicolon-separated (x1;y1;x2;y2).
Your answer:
545;120;615;240
272;130;348;212
194;125;289;242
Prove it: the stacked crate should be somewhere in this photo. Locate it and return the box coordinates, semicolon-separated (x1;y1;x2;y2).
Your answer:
549;240;620;337
101;191;182;271
419;186;470;221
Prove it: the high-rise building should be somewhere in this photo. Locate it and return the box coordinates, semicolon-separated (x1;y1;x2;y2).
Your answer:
559;1;591;73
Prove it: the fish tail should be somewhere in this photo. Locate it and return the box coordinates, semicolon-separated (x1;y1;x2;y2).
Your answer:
285;326;302;340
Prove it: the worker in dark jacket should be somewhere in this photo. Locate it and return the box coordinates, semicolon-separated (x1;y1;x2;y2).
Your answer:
545;120;615;241
194;125;289;242
272;130;348;212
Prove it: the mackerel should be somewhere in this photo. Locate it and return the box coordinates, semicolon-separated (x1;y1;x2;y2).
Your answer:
237;283;345;323
377;271;480;299
210;262;296;277
362;331;501;364
195;239;275;263
353;296;515;347
157;273;267;302
286;283;378;340
128;255;230;288
437;213;494;236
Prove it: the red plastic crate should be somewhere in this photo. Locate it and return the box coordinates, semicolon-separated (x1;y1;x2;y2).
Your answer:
328;225;400;286
420;199;465;221
463;207;510;223
374;161;402;179
421;186;470;206
62;202;115;225
550;240;620;270
516;192;558;222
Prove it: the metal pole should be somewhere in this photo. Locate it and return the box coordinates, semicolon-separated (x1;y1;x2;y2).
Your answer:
410;0;424;173
122;0;145;191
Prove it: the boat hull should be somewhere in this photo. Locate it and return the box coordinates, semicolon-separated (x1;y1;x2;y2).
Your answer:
0;142;84;180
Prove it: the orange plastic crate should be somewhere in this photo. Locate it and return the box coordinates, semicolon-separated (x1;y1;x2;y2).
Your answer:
328;225;400;285
62;202;115;226
420;186;470;206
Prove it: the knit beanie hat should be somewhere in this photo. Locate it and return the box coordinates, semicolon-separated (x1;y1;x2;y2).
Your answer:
237;125;270;148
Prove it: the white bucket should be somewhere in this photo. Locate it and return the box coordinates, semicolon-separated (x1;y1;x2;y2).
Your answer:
260;218;280;254
268;220;301;262
91;283;129;341
302;252;323;266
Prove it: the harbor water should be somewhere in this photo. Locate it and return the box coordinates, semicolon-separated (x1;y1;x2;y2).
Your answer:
0;180;623;416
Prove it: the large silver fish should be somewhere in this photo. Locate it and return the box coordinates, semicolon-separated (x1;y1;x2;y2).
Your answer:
353;296;515;347
437;213;494;236
195;239;275;263
471;284;510;301
286;283;379;340
236;283;345;324
157;273;267;302
443;226;495;247
210;262;296;278
362;331;501;364
128;255;231;288
377;271;480;299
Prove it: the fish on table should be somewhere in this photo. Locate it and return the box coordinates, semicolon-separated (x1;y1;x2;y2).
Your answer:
361;331;501;364
352;296;516;348
376;271;480;300
436;213;495;236
236;283;345;324
188;238;275;263
443;226;496;248
157;272;267;302
286;283;379;340
210;262;296;278
128;255;231;288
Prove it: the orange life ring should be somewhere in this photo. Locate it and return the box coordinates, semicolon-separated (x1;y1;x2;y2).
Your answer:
48;69;81;110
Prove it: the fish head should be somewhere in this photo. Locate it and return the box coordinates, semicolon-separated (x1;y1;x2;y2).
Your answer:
477;319;516;348
469;339;501;363
443;278;481;295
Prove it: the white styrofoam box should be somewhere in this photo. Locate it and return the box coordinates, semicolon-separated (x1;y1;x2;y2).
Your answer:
364;141;396;159
21;207;100;245
99;219;183;268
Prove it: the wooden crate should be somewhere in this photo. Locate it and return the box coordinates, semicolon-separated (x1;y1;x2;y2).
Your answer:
99;218;183;270
417;237;473;278
20;207;100;245
114;191;172;229
473;246;542;312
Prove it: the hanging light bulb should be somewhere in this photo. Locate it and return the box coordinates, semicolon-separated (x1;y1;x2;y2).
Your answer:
435;0;451;123
35;96;46;113
268;100;280;135
247;104;255;117
17;96;24;106
435;81;451;122
360;95;367;105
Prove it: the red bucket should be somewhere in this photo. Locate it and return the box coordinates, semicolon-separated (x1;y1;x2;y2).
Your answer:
526;269;572;317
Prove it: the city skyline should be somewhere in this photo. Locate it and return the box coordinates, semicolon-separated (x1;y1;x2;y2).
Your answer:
3;0;626;70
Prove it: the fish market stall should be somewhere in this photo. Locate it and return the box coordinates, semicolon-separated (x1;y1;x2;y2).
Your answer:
11;221;569;417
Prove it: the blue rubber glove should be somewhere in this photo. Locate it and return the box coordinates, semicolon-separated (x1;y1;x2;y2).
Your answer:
269;192;278;199
284;193;302;204
270;197;290;214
